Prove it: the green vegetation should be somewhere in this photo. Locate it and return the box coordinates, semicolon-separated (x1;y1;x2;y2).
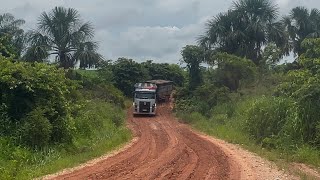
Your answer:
176;68;320;167
198;0;289;65
176;0;320;169
1;0;320;178
0;8;132;178
0;54;133;179
283;7;320;56
0;13;25;58
24;7;103;68
181;45;204;90
0;8;186;177
0;100;130;180
107;57;185;96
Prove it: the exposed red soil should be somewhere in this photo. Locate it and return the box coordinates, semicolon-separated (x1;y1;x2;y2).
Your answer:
44;103;298;180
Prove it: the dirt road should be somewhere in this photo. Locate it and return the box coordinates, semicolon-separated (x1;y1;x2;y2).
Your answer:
47;103;296;180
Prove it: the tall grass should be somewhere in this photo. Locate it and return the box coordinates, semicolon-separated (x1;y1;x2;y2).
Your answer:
0;100;131;180
176;95;320;168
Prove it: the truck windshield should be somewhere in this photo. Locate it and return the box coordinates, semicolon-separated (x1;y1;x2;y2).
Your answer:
135;92;155;99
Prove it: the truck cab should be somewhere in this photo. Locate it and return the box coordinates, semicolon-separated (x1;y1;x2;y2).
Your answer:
133;83;157;116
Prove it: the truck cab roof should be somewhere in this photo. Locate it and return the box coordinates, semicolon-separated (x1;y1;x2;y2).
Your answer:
134;82;157;92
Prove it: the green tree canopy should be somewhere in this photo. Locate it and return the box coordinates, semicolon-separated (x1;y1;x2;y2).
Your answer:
141;60;185;86
25;7;103;69
199;0;288;65
0;13;26;58
214;52;257;91
181;45;204;90
283;7;320;56
112;58;150;96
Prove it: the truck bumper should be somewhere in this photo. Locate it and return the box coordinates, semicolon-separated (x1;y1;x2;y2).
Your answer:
133;108;156;115
133;111;156;115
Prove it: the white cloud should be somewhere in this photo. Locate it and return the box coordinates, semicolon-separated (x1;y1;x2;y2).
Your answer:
276;0;290;7
103;18;207;63
1;0;320;63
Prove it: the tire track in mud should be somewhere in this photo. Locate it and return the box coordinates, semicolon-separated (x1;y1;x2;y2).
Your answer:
48;103;241;180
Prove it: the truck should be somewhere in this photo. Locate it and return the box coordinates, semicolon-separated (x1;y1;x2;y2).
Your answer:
133;80;173;116
145;80;173;102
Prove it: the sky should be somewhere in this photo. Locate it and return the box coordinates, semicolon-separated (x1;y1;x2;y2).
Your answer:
0;0;319;64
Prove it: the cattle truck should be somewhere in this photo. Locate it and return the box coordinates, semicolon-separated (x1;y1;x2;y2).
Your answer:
133;80;173;116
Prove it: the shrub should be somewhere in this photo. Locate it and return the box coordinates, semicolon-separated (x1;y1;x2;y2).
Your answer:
178;112;205;124
111;112;124;127
0;104;12;136
211;102;235;118
20;108;52;148
209;114;228;125
67;70;125;108
0;57;78;147
214;52;257;91
245;96;293;143
276;39;320;146
74;100;125;138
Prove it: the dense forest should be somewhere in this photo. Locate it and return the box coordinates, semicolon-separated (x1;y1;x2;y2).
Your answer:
1;0;320;178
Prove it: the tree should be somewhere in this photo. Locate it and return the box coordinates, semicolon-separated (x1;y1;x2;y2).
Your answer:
141;60;185;86
0;35;16;58
25;7;102;69
181;45;204;90
199;0;288;65
214;53;257;91
112;58;149;96
283;7;320;56
0;13;26;58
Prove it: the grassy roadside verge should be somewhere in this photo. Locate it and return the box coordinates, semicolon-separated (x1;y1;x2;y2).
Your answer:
0;100;131;180
175;98;320;177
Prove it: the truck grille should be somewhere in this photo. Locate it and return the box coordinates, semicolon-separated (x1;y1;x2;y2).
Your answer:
139;101;150;113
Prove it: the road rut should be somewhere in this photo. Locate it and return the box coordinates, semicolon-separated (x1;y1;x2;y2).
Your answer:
46;103;296;180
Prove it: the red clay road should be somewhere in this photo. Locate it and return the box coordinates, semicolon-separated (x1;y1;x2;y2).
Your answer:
51;103;246;179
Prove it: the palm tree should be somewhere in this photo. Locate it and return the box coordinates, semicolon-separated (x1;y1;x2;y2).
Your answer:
0;13;26;57
283;7;320;56
0;13;25;34
199;0;288;65
26;7;103;69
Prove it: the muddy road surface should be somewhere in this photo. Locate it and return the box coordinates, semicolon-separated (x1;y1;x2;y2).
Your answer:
47;103;295;180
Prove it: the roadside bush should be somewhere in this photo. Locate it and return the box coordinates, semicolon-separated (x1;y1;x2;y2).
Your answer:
214;53;257;91
0;138;32;179
276;39;320;147
74;100;125;138
0;104;12;136
178;112;205;124
68;70;125;108
0;57;78;148
85;84;125;108
209;114;229;125
20;108;52;148
175;83;230;116
210;101;235;118
245;96;293;143
111;111;124;127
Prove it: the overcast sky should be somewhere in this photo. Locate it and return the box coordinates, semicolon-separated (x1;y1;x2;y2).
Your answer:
0;0;319;63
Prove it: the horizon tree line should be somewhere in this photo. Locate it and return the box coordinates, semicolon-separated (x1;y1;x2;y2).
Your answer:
0;1;320;69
